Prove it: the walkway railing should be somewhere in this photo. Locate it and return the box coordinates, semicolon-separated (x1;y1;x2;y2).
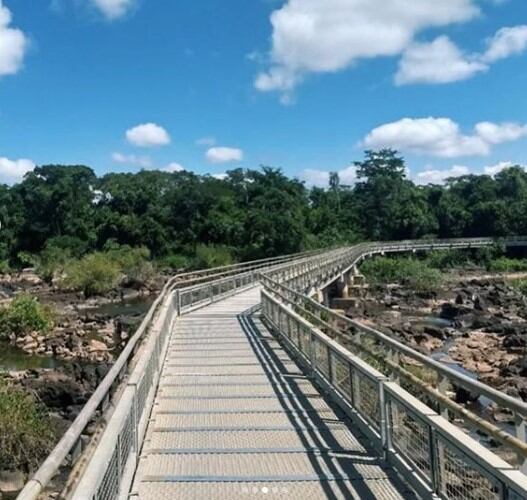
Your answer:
16;249;319;500
261;290;527;499
261;274;527;462
17;236;527;500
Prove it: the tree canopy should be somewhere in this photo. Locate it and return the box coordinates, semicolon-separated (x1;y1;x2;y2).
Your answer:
1;150;526;266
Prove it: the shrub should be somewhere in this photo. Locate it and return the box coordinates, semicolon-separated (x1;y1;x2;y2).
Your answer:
425;250;473;270
193;245;234;269
106;246;154;287
0;380;56;471
511;279;527;296
0;260;9;274
0;294;54;340
36;243;72;284
17;251;39;268
62;252;122;297
361;257;442;293
487;257;527;273
159;254;191;271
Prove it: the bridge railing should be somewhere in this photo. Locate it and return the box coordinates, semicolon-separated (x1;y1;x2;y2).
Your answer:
16;248;322;500
261;275;527;469
49;249;334;500
167;248;321;290
261;289;527;500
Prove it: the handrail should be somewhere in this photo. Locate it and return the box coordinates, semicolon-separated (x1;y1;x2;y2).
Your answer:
18;236;527;500
261;275;527;417
16;248;318;500
65;250;327;499
260;288;527;499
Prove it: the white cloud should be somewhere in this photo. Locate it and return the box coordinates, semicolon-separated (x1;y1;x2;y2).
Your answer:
255;0;479;97
474;121;527;144
163;162;185;173
482;25;527;63
0;157;35;184
126;123;171;148
363;117;527;158
300;165;357;187
396;36;487;85
205;147;244;164
0;3;28;77
416;164;469;184
397;25;527;86
91;0;135;20
111;152;152;168
195;136;216;147
484;161;515;176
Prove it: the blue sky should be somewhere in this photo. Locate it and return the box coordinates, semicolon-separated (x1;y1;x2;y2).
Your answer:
0;0;526;185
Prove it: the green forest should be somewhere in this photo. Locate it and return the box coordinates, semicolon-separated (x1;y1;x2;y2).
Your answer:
1;149;527;272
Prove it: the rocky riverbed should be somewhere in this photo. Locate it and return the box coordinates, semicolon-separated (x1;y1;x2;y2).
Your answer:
343;274;527;401
0;270;161;495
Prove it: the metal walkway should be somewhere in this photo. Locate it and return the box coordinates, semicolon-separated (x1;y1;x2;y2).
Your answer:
129;287;416;499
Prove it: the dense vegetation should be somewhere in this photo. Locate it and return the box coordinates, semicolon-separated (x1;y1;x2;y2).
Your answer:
360;247;527;293
1;149;527;275
0;379;56;470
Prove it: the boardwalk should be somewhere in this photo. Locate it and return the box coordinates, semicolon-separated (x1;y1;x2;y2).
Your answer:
130;287;416;499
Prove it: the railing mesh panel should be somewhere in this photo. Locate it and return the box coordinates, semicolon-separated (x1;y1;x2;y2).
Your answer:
96;447;119;500
436;436;501;500
119;409;135;467
354;372;380;430
331;353;351;402
314;338;330;378
388;398;432;482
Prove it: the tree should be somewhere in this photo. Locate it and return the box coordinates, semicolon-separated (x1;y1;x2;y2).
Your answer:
354;150;436;240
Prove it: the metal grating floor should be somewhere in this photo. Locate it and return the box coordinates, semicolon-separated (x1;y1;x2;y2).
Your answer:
130;287;418;499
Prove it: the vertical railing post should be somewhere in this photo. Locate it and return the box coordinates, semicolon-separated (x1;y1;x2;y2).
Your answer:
175;289;181;316
309;331;316;377
515;413;527;473
429;427;441;495
438;375;449;418
379;383;388;458
327;345;333;383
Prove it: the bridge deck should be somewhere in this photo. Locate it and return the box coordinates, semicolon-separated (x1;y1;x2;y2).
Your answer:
130;287;417;499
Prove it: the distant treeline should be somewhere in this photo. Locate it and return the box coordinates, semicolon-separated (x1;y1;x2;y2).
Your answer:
1;149;527;268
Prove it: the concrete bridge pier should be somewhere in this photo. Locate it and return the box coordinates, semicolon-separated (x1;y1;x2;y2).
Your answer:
336;273;350;299
316;287;330;306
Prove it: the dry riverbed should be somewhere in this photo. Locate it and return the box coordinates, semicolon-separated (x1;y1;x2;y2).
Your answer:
0;269;161;494
343;272;527;402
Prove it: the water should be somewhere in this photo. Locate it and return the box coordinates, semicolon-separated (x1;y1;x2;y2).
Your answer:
83;295;154;318
0;342;66;372
0;295;154;373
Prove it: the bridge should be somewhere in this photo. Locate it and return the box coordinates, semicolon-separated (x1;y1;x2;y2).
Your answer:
17;238;527;500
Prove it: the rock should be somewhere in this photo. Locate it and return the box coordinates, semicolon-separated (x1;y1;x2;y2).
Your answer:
88;339;108;353
454;386;479;404
423;325;447;340
501;358;527;378
0;470;26;494
439;302;468;320
414;334;442;353
474;296;487;311
502;334;527;350
383;310;402;322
